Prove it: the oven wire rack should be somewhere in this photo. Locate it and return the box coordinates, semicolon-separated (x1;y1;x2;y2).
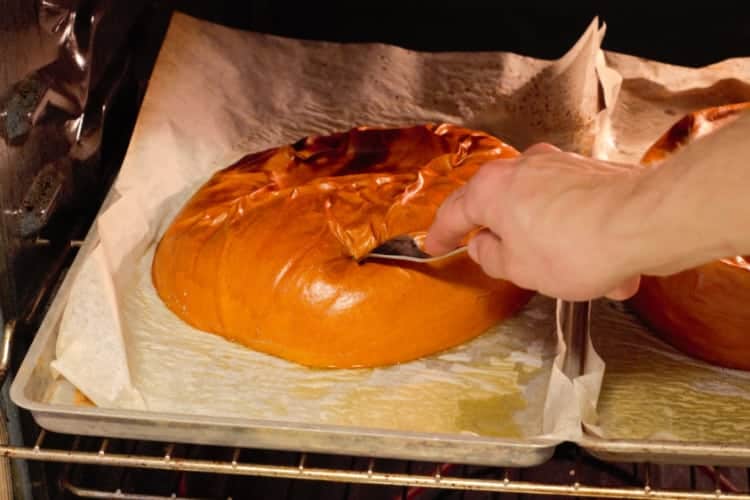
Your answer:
0;427;748;499
3;241;750;499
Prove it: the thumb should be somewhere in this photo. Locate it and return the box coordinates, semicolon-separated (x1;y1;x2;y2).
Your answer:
605;276;641;301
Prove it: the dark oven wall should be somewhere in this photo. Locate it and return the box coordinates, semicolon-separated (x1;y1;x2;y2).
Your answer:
176;1;750;66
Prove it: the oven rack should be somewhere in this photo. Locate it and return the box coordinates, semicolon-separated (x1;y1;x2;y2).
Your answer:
5;241;750;499
3;427;750;499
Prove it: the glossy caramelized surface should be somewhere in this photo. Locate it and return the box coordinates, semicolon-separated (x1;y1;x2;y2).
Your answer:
152;124;533;368
629;102;750;370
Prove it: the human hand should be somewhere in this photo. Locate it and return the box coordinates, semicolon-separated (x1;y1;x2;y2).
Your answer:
424;144;646;301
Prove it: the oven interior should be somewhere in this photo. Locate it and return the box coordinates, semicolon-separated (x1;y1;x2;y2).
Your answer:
2;1;750;498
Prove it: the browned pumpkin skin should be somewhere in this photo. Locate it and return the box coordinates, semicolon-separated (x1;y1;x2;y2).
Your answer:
628;102;750;370
151;124;534;369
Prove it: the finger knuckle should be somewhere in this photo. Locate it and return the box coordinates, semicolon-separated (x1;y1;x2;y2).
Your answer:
476;239;505;279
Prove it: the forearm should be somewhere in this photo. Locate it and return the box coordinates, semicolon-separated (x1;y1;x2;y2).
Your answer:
623;110;750;276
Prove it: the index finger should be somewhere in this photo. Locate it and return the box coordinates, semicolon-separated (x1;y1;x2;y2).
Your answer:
424;159;515;255
424;185;477;255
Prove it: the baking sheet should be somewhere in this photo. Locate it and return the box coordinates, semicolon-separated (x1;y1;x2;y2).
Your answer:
593;299;750;443
11;11;615;457
19;9;750;462
111;247;560;438
10;276;558;467
579;51;750;463
580;300;750;465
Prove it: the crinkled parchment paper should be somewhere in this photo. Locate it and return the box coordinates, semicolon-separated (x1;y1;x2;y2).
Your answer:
584;52;750;442
595;51;750;163
46;9;750;446
48;12;615;442
589;300;750;443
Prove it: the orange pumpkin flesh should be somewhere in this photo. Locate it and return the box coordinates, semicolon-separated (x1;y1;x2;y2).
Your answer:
628;102;750;370
151;124;534;368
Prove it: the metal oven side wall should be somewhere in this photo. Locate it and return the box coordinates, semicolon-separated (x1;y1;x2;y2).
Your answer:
0;2;168;498
0;0;154;327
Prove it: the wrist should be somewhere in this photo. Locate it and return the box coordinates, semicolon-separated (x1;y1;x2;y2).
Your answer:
616;156;738;278
601;166;666;279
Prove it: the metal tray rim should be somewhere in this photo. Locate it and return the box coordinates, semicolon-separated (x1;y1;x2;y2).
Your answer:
9;274;560;450
579;432;750;466
580;299;750;466
9;222;562;467
10;318;560;467
12;386;561;450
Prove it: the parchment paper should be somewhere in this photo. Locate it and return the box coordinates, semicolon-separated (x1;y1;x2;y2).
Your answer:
596;51;750;163
46;9;750;446
49;12;614;441
590;300;750;443
582;52;750;441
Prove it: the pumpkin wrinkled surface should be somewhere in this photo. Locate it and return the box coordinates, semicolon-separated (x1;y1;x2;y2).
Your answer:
152;124;533;368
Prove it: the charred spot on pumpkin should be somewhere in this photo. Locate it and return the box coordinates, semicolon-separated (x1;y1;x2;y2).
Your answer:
663;114;695;151
291;137;308;151
338;150;390;175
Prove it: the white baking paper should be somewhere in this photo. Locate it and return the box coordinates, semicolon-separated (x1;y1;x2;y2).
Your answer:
596;51;750;163
590;299;750;443
50;12;615;441
583;51;750;439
